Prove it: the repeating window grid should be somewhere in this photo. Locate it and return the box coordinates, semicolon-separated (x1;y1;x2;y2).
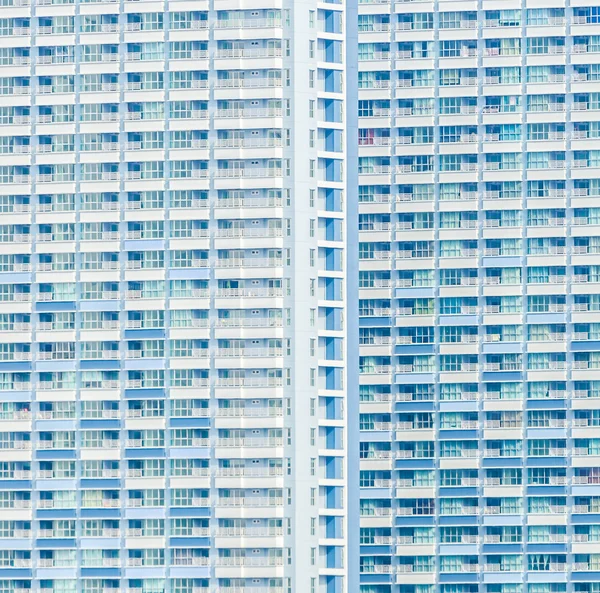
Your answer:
359;0;600;591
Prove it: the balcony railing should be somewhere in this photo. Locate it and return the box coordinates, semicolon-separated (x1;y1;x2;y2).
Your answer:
215;48;283;59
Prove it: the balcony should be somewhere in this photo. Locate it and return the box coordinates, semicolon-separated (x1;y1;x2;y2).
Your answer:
169;20;209;30
215;258;282;268
572;360;598;370
363;422;392;432
214;168;283;179
216;437;283;448
37;500;70;509
216;557;283;567
216;348;282;358
126;439;167;448
361;195;393;207
484;420;522;429
216;527;283;538
530;448;567;457
37;55;74;65
360;365;392;375
362;280;392;289
82;440;120;449
573;504;600;514
360;507;391;517
0;410;31;421
216;287;283;298
215;407;282;418
126;408;165;418
396;250;434;259
573;475;600;484
171;349;210;359
215;467;283;478
214;19;282;29
363;478;392;488
396;107;434;117
361;450;391;460
0;291;30;302
127;589;203;593
214;228;283;239
218;137;284;150
574;447;598;456
440;449;479;459
214;108;283;119
483;363;523;372
215;377;283;388
395;165;431;175
397;565;433;574
573;416;599;427
529;563;567;572
361;336;393;346
396;307;428;317
214;79;282;89
361;565;393;574
360;251;391;261
216;497;283;507
215;48;283;59
37;441;74;450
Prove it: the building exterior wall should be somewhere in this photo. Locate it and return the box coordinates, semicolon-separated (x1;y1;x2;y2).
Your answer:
0;0;353;591
358;0;600;591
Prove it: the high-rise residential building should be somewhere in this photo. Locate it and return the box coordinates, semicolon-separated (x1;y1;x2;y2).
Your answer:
358;0;600;592
0;0;355;591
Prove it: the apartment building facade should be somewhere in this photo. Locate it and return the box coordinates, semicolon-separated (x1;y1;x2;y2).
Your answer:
0;0;354;591
358;0;600;591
